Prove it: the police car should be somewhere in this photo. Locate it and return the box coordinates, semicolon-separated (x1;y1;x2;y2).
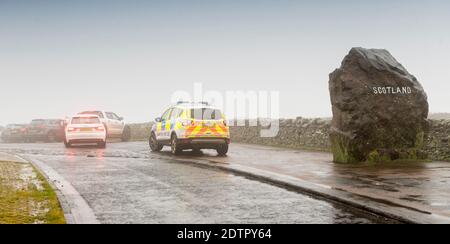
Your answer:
150;102;230;156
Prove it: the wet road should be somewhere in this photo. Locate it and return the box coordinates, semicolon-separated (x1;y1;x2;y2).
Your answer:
0;141;382;224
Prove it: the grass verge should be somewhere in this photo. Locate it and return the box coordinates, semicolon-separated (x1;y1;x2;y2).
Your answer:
0;160;66;224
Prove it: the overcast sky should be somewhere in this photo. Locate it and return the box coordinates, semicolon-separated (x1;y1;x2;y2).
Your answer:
1;0;449;125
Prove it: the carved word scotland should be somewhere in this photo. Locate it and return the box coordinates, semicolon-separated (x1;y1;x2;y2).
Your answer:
372;86;412;95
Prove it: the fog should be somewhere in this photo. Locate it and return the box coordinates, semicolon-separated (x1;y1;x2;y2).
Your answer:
1;0;449;125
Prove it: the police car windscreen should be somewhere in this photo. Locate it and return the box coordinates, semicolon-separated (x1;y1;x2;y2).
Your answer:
190;109;222;120
71;117;101;124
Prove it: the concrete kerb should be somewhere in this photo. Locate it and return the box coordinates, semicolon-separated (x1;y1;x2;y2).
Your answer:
0;152;28;164
158;154;450;224
13;154;100;224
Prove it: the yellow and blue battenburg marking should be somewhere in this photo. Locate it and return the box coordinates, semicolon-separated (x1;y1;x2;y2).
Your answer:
155;108;230;138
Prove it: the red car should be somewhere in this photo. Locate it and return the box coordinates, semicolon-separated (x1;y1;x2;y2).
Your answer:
1;124;28;143
26;119;65;143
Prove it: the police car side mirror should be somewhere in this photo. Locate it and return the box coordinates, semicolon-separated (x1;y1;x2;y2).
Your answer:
155;117;162;123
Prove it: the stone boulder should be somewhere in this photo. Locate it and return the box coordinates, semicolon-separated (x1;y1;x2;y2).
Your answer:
329;47;429;163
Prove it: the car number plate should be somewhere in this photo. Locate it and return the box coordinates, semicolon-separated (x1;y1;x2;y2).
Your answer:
203;122;215;127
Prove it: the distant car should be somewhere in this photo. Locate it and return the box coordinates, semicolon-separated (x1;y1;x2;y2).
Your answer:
150;102;230;156
64;114;107;148
26;119;65;143
78;111;131;141
1;124;28;143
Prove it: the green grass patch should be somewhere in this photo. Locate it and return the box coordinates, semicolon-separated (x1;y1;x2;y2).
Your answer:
0;161;66;224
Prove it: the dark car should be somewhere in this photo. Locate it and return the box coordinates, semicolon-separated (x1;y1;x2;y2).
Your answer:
1;124;28;143
26;119;65;143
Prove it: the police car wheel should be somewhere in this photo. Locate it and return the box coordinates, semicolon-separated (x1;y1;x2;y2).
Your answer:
216;143;229;156
149;133;163;152
171;134;182;155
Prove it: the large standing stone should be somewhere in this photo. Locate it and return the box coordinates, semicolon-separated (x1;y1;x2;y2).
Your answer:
329;47;429;163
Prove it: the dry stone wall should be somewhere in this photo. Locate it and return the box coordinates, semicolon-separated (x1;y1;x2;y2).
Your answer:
128;118;450;161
